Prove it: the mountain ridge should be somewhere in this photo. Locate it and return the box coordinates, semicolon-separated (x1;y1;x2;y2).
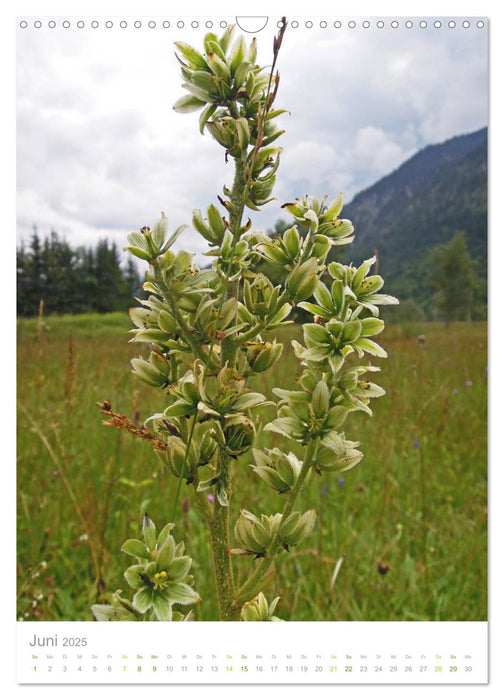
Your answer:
337;127;487;316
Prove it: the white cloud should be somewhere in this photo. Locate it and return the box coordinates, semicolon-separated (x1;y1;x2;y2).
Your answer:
277;127;414;205
352;126;414;177
16;21;487;253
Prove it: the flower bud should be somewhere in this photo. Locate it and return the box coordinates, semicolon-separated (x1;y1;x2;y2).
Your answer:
234;61;250;89
192;209;218;244
206;49;231;81
251;447;301;493
246;340;283;373
339;371;358;391
280;509;317;547
235;117;250;152
248;36;257;63
223;415;255;456
315;433;363;473
150;214;167;253
158;437;193;480
312;234;331;262
282;195;333;230
243;274;274;317
229;36;246;73
232;510;269;556
130;356;169;388
206;119;235;150
311;380;330;419
157;310;177;334
247;177;276;209
240;592;283;621
207;204;227;243
286;258;320;302
282;225;301;259
199;432;217;464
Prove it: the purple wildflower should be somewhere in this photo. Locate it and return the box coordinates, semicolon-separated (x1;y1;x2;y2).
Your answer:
207;494;214;503
413;440;419;448
338;477;345;487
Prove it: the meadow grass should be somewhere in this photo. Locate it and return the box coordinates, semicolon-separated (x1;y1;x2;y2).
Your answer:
17;314;487;621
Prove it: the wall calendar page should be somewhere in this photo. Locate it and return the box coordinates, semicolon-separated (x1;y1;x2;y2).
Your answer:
13;3;491;694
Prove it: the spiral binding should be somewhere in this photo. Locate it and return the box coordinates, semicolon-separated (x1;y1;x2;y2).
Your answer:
17;17;487;31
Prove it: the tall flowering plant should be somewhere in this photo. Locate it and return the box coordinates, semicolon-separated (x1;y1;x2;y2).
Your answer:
94;19;398;622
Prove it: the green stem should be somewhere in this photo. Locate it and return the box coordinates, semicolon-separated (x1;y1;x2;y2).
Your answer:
233;438;319;608
209;452;237;620
229;155;247;243
221;153;248;367
206;89;278;613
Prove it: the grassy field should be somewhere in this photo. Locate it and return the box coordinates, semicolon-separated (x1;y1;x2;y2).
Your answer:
17;313;487;622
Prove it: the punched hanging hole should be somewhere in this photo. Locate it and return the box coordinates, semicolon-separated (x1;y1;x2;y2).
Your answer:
235;17;269;33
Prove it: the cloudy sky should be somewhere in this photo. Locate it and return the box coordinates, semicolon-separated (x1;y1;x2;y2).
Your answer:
16;15;488;261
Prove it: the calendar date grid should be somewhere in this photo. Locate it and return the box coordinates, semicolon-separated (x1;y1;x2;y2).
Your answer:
27;650;477;679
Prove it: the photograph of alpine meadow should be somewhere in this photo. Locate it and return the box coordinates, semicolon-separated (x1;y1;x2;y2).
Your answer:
16;16;487;625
